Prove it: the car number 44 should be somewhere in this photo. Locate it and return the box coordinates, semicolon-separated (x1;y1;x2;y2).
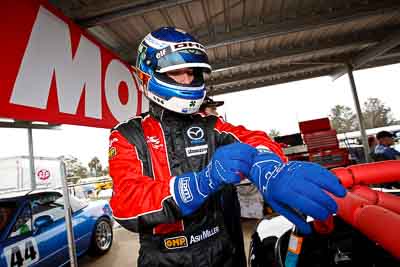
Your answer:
4;238;39;267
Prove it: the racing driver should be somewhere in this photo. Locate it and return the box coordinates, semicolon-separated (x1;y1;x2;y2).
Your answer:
108;27;347;267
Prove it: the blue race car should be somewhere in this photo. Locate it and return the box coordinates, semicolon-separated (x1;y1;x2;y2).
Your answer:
0;190;113;267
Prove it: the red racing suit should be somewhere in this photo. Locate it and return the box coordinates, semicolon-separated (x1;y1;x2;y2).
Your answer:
108;103;285;266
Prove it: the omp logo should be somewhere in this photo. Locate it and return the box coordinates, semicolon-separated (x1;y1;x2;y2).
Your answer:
164;236;188;249
178;177;193;203
187;127;204;140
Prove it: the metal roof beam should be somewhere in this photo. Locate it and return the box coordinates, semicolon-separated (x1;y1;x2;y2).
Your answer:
76;0;194;28
119;29;387;65
330;51;400;76
203;3;400;49
119;3;400;64
208;64;341;87
211;32;384;71
211;51;400;95
210;68;335;96
330;30;400;80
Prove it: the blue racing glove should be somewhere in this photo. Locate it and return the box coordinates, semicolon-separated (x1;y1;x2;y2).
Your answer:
249;151;346;234
172;142;257;216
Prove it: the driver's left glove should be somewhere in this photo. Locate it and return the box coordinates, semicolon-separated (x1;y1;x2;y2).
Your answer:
248;150;347;234
171;142;257;216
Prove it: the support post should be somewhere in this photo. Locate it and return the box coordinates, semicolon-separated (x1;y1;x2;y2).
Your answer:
27;127;36;189
347;64;371;162
60;159;78;267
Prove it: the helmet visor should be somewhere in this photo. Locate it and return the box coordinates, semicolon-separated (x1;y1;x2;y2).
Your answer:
156;48;211;73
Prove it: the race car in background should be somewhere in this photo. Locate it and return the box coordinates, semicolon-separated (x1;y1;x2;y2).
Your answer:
0;190;113;267
249;161;400;267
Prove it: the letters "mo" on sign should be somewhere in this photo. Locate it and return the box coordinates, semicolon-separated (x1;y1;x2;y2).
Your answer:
1;2;148;129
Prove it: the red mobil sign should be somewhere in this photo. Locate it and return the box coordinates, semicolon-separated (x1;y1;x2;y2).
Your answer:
1;0;148;129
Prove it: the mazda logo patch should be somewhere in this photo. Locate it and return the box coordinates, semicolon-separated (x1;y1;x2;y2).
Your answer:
187;126;204;140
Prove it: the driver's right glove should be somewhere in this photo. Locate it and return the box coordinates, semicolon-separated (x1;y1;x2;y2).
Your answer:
171;142;257;216
248;150;346;234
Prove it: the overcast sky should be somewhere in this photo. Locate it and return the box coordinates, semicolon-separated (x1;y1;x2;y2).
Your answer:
0;63;399;167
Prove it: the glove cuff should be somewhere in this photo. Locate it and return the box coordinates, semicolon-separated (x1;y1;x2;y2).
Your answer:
171;172;209;216
249;152;284;191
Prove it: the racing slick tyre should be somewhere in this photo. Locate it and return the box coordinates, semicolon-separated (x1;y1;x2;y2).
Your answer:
89;217;113;256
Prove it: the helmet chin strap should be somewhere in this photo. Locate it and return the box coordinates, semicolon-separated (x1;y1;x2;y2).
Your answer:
146;88;204;115
149;101;195;123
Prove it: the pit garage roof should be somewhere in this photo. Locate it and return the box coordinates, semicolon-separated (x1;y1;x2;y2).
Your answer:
50;0;400;96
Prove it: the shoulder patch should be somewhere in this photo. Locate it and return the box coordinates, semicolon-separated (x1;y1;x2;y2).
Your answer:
109;147;117;160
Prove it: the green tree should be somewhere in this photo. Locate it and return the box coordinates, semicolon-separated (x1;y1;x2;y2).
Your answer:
88;157;102;177
75;166;89;179
102;166;109;176
361;98;397;129
63;155;88;179
268;129;281;138
329;105;357;133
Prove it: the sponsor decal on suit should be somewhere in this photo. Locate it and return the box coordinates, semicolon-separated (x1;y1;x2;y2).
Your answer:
164;236;188;249
185;145;208;157
187;127;204;140
178;177;193;203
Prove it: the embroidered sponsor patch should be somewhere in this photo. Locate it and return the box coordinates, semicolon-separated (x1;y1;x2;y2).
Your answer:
185;144;208;157
178;177;193;203
109;137;119;147
187;126;204;140
164;236;188;249
146;136;163;149
108;147;117;159
189;226;220;245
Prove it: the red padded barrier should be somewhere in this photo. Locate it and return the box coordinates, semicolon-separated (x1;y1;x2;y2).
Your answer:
332;161;400;188
331;167;354;188
354;205;400;259
352;186;400;214
328;161;400;260
313;215;334;234
332;191;371;225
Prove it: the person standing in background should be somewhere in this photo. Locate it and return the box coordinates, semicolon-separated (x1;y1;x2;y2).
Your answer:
199;96;224;116
374;131;400;160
